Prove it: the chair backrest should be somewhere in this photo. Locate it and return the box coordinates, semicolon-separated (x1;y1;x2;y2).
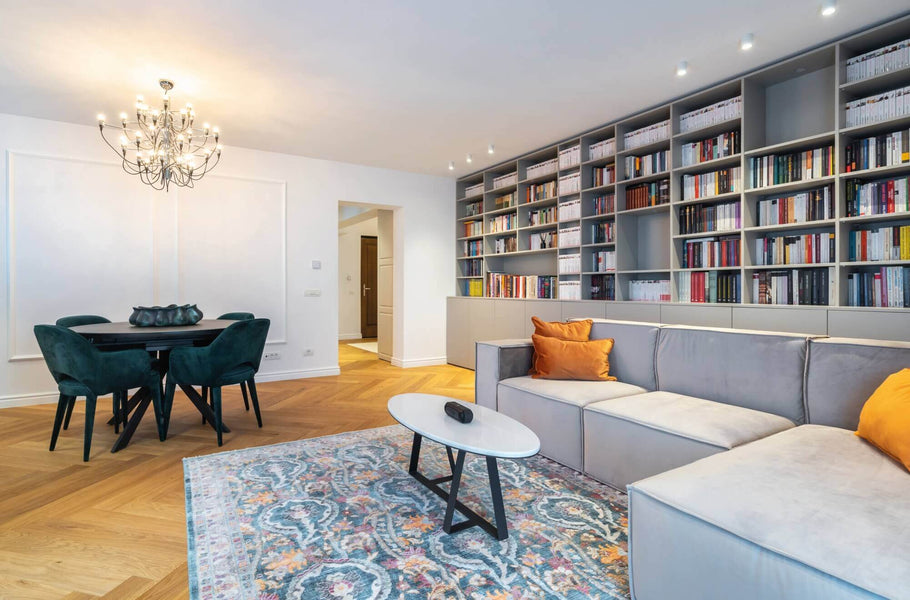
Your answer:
55;315;111;328
209;318;270;374
218;312;255;321
34;324;102;386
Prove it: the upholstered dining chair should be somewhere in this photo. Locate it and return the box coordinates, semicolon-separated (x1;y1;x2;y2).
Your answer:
33;324;164;461
54;315;128;434
201;312;256;422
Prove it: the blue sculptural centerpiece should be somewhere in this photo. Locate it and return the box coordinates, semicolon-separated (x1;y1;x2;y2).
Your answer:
129;304;203;327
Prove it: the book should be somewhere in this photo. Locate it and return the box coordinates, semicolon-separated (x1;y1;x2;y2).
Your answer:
681;130;740;167
846;267;910;307
558;280;581;300
559;145;581;169
845;176;910;216
558;198;581;221
529;206;556;226
679;96;742;133
462;258;482;277
526;180;557;203
748;145;834;188
625;179;670;210
593;193;615;215
589;138;616;160
590;274;615;300
847;225;910;261
463;279;483;296
845;85;910;128
559;253;581;274
558;172;581;195
462;239;483;257
530;230;557;250
591;250;616;272
678;271;741;303
682;235;740;268
593;165;616;187
492;171;517;190
464;201;482;217
682;166;741;200
492;236;517;254
678;200;741;234
755;233;835;266
757;185;833;226
463;220;483;237
751;267;833;305
464;182;484;198
628;279;671;302
844;129;910;172
625;150;668;179
623;120;671;150
487;273;557;299
526;158;558;180
846;39;910;82
487;213;516;233
493;191;516;209
558;226;581;247
591;221;615;244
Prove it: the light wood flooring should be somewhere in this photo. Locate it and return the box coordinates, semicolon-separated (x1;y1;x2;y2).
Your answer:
0;342;474;599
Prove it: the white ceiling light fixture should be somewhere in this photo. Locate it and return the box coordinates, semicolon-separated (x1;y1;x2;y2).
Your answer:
466;153;473;164
741;33;754;51
821;0;837;16
448;161;455;171
488;144;495;155
97;79;222;191
676;61;688;77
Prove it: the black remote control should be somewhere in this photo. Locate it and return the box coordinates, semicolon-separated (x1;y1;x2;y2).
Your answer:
444;401;474;423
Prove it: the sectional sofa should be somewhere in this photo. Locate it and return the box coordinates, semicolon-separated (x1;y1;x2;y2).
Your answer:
476;320;910;600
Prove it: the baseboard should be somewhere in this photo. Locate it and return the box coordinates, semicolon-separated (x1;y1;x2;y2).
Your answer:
338;333;362;340
0;391;64;409
255;367;341;382
390;356;447;368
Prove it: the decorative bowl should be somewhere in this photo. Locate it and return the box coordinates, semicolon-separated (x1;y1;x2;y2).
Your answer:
129;304;203;327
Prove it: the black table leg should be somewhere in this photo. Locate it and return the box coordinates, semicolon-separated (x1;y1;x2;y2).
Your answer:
486;456;508;541
178;383;231;433
110;387;151;452
106;393;142;426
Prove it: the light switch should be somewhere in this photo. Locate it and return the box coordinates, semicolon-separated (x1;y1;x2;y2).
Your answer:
312;260;322;270
304;289;321;297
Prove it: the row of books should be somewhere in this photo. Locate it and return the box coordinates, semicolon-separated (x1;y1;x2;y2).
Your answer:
591;250;616;273
682;166;742;200
462;258;482;277
462;239;483;257
748;145;834;188
754;233;836;266
844;129;910;172
845;38;910;83
487;274;557;299
530;230;557;250
464;182;484;198
625;150;668;179
590;274;615;300
559;172;581;195
488;213;517;233
526;158;558;180
680;130;740;167
846;267;910;308
678;271;741;303
592;221;615;244
752;268;833;306
629;279;671;302
845;86;910;128
529;206;556;226
679;201;741;235
558;225;581;247
492;237;517;254
464;201;482;217
493;191;516;210
626;179;670;210
559;253;581;274
624;120;670;151
847;225;910;262
559;281;581;300
493;171;517;190
527;180;557;203
559;145;581;169
589;138;616;161
593;165;616;187
462;279;483;297
845;176;910;216
593;193;615;215
682;236;740;269
463;220;483;237
679;96;742;133
558;198;581;221
756;185;833;226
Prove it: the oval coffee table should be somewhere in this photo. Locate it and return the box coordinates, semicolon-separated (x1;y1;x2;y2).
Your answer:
388;393;540;540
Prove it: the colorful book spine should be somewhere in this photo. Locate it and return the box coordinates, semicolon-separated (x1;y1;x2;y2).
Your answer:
755;233;835;266
625;179;670;210
757;185;833;226
682;236;741;268
590;274;615;300
846;267;910;307
845;176;910;217
751;267;833;306
847;225;910;261
681;130;740;166
678;201;741;235
486;273;557;299
678;271;741;303
748;145;834;188
682;167;741;200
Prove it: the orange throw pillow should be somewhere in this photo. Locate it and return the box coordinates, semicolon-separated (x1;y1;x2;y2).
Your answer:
531;334;616;381
531;316;592;341
856;368;910;472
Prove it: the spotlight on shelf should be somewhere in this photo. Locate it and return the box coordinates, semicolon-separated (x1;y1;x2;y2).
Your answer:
488;143;495;155
821;0;836;16
448;161;455;171
676;61;688;77
466;153;473;164
740;33;754;51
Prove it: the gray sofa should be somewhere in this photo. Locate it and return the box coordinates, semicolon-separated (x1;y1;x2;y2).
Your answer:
476;321;910;600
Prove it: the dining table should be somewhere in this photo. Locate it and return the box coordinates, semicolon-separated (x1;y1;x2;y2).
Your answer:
70;319;235;452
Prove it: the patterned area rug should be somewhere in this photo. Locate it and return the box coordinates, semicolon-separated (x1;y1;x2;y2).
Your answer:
184;425;629;599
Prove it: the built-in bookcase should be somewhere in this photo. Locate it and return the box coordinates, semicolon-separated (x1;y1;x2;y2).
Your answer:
456;14;910;311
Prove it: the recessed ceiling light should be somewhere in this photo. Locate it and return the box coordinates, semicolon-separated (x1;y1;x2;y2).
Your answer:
821;0;836;16
488;144;495;155
676;61;688;77
466;153;473;164
740;33;754;51
448;161;455;171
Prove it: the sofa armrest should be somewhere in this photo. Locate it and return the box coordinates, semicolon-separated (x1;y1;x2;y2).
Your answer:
475;339;534;411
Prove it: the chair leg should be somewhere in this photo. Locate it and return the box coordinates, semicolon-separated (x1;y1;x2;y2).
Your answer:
113;392;121;434
248;378;263;428
240;381;250;411
50;394;70;451
149;378;166;442
62;395;76;431
212;387;223;446
83;393;97;462
201;386;208;424
163;379;177;437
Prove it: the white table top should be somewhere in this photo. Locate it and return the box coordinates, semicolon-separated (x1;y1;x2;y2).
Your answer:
388;393;540;459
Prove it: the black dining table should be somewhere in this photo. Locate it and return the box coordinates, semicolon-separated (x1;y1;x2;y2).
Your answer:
71;319;235;452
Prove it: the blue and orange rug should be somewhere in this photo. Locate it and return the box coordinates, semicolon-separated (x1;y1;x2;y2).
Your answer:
184;425;629;599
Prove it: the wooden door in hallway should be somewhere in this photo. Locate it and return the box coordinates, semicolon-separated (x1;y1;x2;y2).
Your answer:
360;236;378;338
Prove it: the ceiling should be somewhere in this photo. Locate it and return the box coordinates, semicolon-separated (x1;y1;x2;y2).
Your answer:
0;1;907;178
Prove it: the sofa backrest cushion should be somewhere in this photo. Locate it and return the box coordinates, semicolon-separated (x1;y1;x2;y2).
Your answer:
582;319;660;390
656;325;810;423
806;337;910;430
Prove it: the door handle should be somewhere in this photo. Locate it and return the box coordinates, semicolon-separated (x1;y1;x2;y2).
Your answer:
363;284;371;297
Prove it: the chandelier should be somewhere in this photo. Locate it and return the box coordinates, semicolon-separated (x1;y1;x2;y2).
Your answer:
97;79;222;191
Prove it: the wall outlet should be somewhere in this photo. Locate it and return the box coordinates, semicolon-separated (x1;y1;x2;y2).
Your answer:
304;289;321;297
263;352;281;361
312;260;322;270
303;348;314;357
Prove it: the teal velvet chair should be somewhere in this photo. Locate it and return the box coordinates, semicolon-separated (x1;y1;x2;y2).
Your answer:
164;318;270;446
202;312;257;421
34;324;165;461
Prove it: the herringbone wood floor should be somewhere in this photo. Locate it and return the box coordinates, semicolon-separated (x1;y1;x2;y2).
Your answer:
0;342;474;599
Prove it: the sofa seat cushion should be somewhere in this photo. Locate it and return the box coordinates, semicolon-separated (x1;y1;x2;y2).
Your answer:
629;425;910;599
587;391;795;450
499;376;647;408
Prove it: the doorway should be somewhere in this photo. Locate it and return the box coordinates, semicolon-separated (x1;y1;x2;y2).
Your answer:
360;236;378;338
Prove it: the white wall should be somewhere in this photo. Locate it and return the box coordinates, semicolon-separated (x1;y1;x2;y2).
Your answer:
338;215;378;339
0;113;455;407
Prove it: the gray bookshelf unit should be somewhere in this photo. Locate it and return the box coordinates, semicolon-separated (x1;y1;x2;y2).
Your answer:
450;15;910;369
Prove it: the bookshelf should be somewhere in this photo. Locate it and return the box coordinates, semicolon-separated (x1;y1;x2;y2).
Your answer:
455;14;910;314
